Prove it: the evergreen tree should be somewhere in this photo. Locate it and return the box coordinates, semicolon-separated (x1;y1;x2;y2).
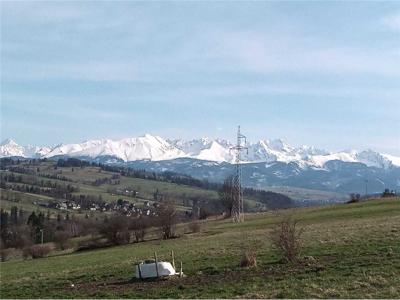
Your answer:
27;212;38;226
10;206;18;225
38;212;45;227
18;208;24;224
0;209;9;229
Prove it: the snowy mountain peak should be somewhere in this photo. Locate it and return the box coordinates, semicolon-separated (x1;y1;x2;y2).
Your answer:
355;149;393;169
0;139;52;158
0;138;25;157
1;138;18;146
265;138;292;152
1;136;399;168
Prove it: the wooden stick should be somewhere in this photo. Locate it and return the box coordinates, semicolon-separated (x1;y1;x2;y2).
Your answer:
171;250;175;270
138;263;142;279
154;252;159;278
180;261;183;277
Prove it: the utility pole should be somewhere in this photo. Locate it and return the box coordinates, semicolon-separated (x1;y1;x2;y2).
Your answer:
230;126;248;223
365;179;368;197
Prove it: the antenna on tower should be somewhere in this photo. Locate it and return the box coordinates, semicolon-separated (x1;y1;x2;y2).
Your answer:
230;125;248;223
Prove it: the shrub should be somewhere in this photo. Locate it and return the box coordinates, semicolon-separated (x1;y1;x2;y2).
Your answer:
76;239;110;252
199;207;212;220
156;201;178;240
240;248;257;268
348;193;361;203
188;220;202;233
0;248;13;262
22;247;31;260
117;230;131;245
79;218;101;237
15;233;33;250
99;215;130;245
271;216;303;263
129;217;149;243
29;244;52;259
54;231;71;250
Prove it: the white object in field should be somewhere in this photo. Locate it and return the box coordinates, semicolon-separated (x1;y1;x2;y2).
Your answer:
136;261;176;279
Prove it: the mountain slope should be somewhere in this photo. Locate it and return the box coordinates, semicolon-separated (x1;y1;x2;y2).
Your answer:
1;135;399;168
0;139;51;158
125;158;400;194
44;135;185;162
1;135;399;195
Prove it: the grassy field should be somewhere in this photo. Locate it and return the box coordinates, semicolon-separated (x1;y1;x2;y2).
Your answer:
1;160;348;219
1;161;229;214
1;198;399;298
0;161;220;216
265;186;346;202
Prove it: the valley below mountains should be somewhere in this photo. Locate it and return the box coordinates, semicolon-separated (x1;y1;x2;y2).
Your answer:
1;134;399;196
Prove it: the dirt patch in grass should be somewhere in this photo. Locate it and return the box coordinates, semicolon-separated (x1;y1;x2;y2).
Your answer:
72;259;326;297
73;271;246;295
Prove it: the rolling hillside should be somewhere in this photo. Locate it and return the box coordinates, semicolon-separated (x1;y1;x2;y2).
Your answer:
0;198;399;298
0;158;293;218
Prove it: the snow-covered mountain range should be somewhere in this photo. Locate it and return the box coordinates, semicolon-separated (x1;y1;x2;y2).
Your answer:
2;135;399;195
1;134;399;169
0;139;52;159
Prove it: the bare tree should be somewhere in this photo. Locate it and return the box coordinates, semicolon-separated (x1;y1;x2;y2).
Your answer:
188;220;202;233
219;175;234;217
156;200;178;240
271;215;303;263
99;214;130;245
54;231;70;250
129;217;149;243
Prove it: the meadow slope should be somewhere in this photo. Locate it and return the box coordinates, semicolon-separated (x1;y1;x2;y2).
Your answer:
1;198;399;298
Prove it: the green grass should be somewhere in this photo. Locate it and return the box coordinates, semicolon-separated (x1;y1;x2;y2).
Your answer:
1;162;279;215
1;198;399;298
0;189;61;214
262;186;346;202
1;160;349;223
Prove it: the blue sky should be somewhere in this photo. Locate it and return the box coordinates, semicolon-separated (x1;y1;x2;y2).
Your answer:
1;1;400;155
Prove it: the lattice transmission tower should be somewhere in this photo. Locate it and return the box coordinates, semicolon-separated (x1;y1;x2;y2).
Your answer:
230;125;248;223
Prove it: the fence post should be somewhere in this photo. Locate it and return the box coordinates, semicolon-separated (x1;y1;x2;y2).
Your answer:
171;250;175;270
154;252;159;278
138;263;142;279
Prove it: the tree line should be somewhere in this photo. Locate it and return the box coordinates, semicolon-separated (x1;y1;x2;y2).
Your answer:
0;200;184;261
1;157;294;212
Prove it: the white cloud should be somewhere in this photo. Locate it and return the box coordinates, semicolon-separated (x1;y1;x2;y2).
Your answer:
382;12;400;32
2;99;127;120
206;30;400;76
3;61;139;82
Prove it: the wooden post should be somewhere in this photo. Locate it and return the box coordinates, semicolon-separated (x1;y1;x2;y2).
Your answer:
171;250;175;270
138;263;142;279
154;252;159;278
180;261;183;277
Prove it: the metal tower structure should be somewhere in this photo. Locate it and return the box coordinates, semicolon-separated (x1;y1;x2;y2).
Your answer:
230;125;248;223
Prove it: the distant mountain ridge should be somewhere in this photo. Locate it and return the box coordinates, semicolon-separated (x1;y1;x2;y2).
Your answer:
1;134;399;169
1;135;399;195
